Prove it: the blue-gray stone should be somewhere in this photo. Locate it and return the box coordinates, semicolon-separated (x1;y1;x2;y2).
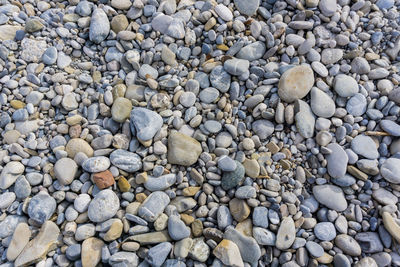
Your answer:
88;189;120;223
221;161;245;190
306;241;324;257
89;8;110;44
0;215;27;238
253;227;276;246
138;191;170;222
75;1;93;16
130;107;163;141
168;215;190;241
236;41;266;61
217;205;233;230
109;252;139;266
326;143;348;179
217;156;237;171
234;0;259;16
163;259;186;267
144;174;176;191
199;87;219;103
28;192;56;225
380;120;400;136
380;157;400;184
346;93;367;116
253;207;269;228
224;58;249;76
42;46;58;65
210;66;231;93
66;244;81;261
376;0;394;9
332;174;356;187
235;185;256;199
314;222;336;241
224;227;261;264
110;149;142;172
14;176;31;199
146;242;172;267
351;135;379;159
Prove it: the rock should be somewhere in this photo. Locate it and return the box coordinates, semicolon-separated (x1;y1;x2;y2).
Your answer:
213;239;244;267
167;18;185;39
145;242;172;266
236;41;266;61
234;0;259;16
210;66;231;93
252;120;274;140
0;215;27;238
131;231;172;245
218;156;237;172
242;158;260;178
110;149;142;172
162;46;177;66
314;222;336;241
93;170;115;189
112;97;132;123
229;198;250;222
109;252;139;266
130;107;163;141
222;161;245;190
380;158;400;184
168;215;191;241
6;223;31;261
42;47;58;65
278;65;314;103
189;238;210;262
253;227;276;246
355;232;383;253
235;185;256;199
351;135;379;159
66;138;94;158
376;0;394;9
335;234;362;256
310;87;335;118
276;217;296;250
382;212;400;243
346;93;367;116
224;58;249;76
14;221;60;267
334;74;359;97
295;100;315;138
25;19;44;33
54;157;78;185
89;8;110;43
380;120;400;136
28;192;57;225
253;207;269;228
168;131;202;166
88;189;120;223
81;237;104;267
224;228;261;264
321;48;342;64
0;25;22;41
215;4;233;21
0;192;15;209
313;184;347;211
138;191;170;222
104;220;123;241
82;156;110;173
326;143;348;179
0;161;24;189
20;38;47;63
217;206;233;230
144;174;176;191
306;241;324;258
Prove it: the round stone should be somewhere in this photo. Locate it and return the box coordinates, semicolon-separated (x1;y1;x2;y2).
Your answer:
28;193;57;225
111;97;132;123
334;74;358;97
88;189;120;223
54;158;78;185
278;65;314;103
314;222;336;241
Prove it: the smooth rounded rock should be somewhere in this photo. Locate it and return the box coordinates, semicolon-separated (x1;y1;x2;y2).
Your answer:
278;65;314;103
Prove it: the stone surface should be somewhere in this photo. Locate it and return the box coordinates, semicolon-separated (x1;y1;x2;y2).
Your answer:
168;131;202;166
276;217;296;250
313;185;347;211
222;161;245;190
54;157;78;185
81;237;104;267
278;65;315;103
6;223;31;261
88;189;120;223
213;239;244;267
110;149;142;172
14;221;60;267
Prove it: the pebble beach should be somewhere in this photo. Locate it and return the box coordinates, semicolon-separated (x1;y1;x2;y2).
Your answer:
0;0;400;266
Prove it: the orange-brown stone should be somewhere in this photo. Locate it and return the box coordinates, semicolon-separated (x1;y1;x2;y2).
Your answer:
93;170;114;189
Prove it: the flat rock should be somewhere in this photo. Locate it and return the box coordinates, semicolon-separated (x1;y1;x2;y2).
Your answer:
144;174;176;191
380;120;400;136
110;149;142;172
54;157;78;185
28;192;56;225
295;100;315;138
223;228;261;265
6;223;31;261
82;156;110;173
168;215;191;241
66;138;94;158
168;131;202;166
351;135;379;159
14;221;60;267
146;242;172;267
334;74;358;97
236;41;266;61
131;230;172;245
335;234;362;256
234;0;259;16
313;184;347;211
253;227;276;246
310;87;335;118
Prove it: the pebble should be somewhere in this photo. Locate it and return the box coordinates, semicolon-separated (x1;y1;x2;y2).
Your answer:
326;143;348;179
314;222;336;241
130;107;163;141
335;234;362;256
278;65;314;103
88;189;120;223
81;237;104;267
82;156;111;173
276;217;296;250
168;131;202;166
351;135;379;159
313;184;347;211
380;158;400;184
6;223;31;261
110;149;142;172
146;242;172;266
380;120;400;136
168;215;191;240
234;0;259;16
54;157;78;185
144;174;176;191
310;87;335;118
221;161;245;190
0;161;24;189
138;191;170;222
213;239;244;267
89;8;110;44
28;192;56;225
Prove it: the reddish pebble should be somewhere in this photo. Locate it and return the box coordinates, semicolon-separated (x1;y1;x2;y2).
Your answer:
93;170;115;189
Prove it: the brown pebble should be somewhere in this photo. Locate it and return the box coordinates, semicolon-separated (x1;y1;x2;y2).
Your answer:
93;170;115;189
